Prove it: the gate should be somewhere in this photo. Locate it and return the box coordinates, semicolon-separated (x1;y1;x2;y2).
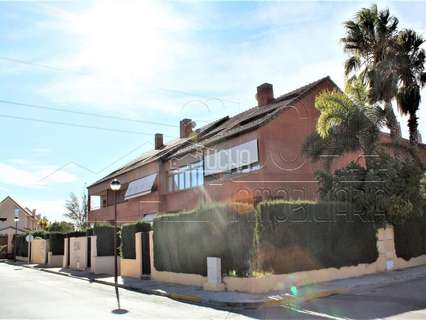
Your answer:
141;232;151;275
67;237;70;267
0;235;8;258
87;237;91;268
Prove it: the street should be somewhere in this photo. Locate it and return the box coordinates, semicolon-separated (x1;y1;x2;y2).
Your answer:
1;262;426;319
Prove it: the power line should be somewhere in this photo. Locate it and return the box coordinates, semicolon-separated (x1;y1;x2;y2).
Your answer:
0;113;175;136
0;55;241;104
0;56;87;74
0;98;179;128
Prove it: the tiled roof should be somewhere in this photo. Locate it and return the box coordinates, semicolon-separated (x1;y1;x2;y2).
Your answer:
88;76;333;188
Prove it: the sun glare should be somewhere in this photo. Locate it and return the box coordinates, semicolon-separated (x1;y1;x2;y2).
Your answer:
63;1;185;80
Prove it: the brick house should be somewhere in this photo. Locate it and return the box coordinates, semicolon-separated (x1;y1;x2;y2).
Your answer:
0;196;41;257
87;76;426;224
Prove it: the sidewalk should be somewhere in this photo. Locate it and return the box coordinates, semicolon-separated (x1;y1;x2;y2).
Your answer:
9;261;426;309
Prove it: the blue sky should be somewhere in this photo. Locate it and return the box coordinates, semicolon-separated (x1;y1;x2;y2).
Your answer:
0;0;425;221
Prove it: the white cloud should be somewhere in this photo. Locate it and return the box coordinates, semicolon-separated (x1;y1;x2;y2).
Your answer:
19;198;69;221
0;161;77;189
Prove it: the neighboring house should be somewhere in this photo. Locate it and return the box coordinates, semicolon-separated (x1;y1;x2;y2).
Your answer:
0;196;41;257
87;76;426;224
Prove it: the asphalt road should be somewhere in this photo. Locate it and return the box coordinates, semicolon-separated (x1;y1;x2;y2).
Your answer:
1;262;426;319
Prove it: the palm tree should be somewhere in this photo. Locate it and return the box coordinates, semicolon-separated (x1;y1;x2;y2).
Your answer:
342;4;400;141
395;29;426;144
302;81;384;170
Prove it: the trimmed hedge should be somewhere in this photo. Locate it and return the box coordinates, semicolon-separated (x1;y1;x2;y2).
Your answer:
154;203;256;276
394;213;426;260
31;230;46;239
255;201;378;274
66;228;93;238
93;224;120;256
48;232;65;255
16;234;28;257
121;221;152;259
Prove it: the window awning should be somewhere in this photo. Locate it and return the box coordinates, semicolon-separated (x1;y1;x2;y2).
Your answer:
204;139;259;176
124;173;157;200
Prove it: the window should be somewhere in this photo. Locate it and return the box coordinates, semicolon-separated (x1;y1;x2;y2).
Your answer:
168;161;204;192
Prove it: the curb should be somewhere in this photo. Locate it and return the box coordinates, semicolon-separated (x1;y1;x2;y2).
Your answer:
5;262;347;308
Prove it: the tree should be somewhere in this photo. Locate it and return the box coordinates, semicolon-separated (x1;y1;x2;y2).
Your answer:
38;216;49;231
302;80;384;170
395;29;426;144
64;192;88;230
47;221;74;233
342;4;400;141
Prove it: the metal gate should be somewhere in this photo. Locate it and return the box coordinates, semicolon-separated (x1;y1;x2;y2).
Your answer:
141;232;151;275
0;235;8;258
67;237;70;267
87;237;91;268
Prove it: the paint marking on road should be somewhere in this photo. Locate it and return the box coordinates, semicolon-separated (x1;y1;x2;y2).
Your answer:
283;305;350;320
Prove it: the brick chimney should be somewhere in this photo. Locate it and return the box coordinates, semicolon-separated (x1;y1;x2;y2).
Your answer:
256;83;274;107
155;133;164;150
180;118;193;138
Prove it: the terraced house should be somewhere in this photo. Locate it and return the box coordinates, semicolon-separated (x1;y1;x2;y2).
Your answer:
0;196;41;258
87;76;426;224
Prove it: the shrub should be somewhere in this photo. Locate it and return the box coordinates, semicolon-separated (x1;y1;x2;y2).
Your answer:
16;234;28;257
48;232;65;255
121;221;151;259
31;230;46;239
93;224;120;256
394;213;426;260
66;228;93;238
154;202;256;276
255;201;378;274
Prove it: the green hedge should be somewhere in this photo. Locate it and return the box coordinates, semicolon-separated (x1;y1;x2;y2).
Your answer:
16;234;28;257
93;224;120;256
255;201;378;274
394;213;426;260
31;230;46;239
48;232;65;255
154;203;256;276
66;228;93;238
121;221;151;259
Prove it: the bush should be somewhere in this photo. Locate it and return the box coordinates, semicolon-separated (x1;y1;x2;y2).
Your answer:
121;221;151;259
31;230;46;239
255;201;378;274
48;232;65;255
394;213;426;260
66;228;93;238
93;224;120;256
154;202;256;276
16;234;28;257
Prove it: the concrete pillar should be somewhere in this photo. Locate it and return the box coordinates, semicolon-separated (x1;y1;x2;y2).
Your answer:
203;257;225;291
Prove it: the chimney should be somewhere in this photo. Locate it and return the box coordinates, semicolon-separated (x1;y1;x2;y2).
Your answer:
417;130;422;144
155;133;164;150
395;121;402;138
180;118;193;138
32;209;36;217
256;83;274;107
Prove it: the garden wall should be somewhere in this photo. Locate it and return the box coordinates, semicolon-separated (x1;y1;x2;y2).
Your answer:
149;225;426;293
90;235;120;275
30;239;48;265
120;232;142;278
69;237;88;270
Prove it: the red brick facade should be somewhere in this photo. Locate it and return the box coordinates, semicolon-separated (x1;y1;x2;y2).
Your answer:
88;77;426;224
